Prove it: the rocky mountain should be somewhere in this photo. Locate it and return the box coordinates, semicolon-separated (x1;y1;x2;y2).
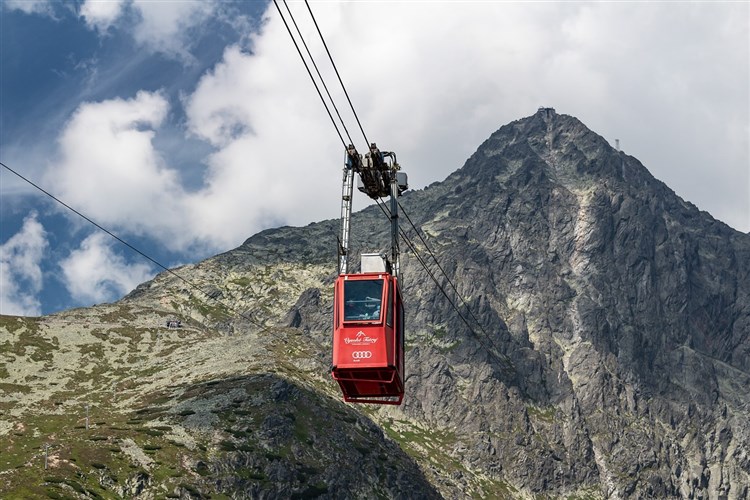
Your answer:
1;108;748;499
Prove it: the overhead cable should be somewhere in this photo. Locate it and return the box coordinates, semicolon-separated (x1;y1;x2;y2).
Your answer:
282;0;355;146
304;0;370;148
398;199;501;350
275;3;510;366
0;161;265;330
374;199;509;365
272;0;347;149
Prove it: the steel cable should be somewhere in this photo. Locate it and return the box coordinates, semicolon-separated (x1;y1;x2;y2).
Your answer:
272;0;348;149
282;0;355;147
374;199;510;365
0;161;266;330
276;4;511;368
304;0;370;148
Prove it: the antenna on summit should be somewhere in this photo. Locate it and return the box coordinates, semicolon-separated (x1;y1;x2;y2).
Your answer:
616;139;620;151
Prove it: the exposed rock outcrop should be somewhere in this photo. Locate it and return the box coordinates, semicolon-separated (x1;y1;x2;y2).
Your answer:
2;109;748;498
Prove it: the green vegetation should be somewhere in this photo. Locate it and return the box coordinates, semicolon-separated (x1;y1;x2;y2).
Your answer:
1;320;56;363
565;489;603;500
527;405;556;423
0;383;33;394
0;275;503;499
230;277;252;287
0;315;41;335
382;419;463;472
291;482;328;499
99;306;137;323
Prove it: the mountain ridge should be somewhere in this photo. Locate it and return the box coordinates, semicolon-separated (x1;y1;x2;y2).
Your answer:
1;109;748;498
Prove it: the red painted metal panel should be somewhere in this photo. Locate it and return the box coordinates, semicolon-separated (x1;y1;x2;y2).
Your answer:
331;273;404;404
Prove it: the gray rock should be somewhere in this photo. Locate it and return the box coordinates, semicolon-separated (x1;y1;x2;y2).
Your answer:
4;109;748;498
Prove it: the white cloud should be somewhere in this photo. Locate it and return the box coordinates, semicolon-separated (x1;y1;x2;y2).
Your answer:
184;41;342;246
3;0;54;16
0;213;48;316
60;232;154;304
131;0;216;60
5;0;747;316
77;0;217;59
80;0;127;32
33;0;750;274
185;1;748;234
56;1;745;261
297;2;749;231
46;90;199;250
46;86;325;253
17;1;749;234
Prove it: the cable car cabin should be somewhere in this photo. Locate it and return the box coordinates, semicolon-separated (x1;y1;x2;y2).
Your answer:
331;272;405;405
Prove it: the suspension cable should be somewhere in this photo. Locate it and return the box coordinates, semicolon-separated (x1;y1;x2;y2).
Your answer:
0;161;265;329
398;199;498;344
282;0;355;147
304;0;370;148
276;3;510;366
374;199;510;364
272;0;347;149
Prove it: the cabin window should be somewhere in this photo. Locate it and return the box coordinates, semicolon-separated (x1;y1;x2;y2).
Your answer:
344;279;383;321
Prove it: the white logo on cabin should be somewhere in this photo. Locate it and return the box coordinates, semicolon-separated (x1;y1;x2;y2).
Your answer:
344;331;378;345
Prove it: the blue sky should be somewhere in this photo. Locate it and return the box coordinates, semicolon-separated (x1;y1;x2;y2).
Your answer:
1;1;748;316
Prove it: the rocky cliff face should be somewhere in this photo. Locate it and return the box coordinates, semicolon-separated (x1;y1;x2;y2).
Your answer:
389;109;750;498
1;109;748;499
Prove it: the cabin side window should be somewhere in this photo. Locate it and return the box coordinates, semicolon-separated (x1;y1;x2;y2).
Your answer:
343;279;384;321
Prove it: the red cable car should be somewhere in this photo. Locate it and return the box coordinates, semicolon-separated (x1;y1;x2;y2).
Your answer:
332;266;405;405
331;144;408;405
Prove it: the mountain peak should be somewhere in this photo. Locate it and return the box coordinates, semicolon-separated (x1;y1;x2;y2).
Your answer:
3;111;749;498
429;108;742;245
471;107;627;188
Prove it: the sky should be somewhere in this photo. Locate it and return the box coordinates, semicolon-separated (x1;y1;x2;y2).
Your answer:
0;0;748;317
